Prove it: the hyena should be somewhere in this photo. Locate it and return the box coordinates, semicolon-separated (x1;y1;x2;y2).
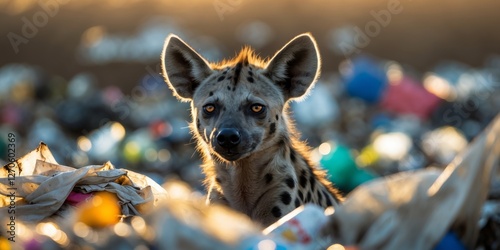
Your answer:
161;33;342;226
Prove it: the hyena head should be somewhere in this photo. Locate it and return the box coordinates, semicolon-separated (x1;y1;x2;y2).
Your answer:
161;33;320;162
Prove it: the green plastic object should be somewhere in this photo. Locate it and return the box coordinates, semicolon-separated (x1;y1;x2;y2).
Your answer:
320;144;376;193
348;168;376;191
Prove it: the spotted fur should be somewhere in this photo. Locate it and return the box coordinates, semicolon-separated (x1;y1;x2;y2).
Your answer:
161;33;342;226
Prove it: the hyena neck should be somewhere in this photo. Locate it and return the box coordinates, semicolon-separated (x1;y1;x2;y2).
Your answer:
205;130;304;214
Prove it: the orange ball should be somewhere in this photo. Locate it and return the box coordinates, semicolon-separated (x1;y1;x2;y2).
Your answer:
76;192;121;228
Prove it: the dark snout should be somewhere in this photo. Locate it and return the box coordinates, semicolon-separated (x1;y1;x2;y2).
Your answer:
212;127;246;161
216;128;241;149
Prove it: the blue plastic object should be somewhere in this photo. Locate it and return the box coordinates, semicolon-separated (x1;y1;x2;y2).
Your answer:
343;56;388;103
433;232;466;250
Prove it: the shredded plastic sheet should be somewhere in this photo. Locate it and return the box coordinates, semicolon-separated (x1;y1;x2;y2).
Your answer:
0;142;167;223
321;115;500;249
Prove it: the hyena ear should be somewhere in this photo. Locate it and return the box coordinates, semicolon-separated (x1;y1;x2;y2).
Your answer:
264;33;321;101
161;34;213;101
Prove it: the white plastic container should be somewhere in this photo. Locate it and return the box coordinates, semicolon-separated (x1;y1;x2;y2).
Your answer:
261;204;334;249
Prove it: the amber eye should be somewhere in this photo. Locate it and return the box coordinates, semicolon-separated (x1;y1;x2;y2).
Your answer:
203;104;216;114
250;104;265;113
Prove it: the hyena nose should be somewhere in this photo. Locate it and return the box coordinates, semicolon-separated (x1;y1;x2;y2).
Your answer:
216;128;241;149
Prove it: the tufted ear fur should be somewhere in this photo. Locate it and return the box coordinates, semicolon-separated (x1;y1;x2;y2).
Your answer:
161;34;213;101
264;33;321;101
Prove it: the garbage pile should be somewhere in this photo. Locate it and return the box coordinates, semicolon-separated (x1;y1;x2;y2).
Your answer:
0;64;201;190
0;143;332;249
0;114;498;249
1;55;499;189
1;27;500;248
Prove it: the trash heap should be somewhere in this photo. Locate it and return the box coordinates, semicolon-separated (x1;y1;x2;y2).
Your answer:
0;143;329;249
1;45;500;248
0;114;498;249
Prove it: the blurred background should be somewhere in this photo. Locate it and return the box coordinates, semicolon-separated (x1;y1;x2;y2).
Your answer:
1;0;499;194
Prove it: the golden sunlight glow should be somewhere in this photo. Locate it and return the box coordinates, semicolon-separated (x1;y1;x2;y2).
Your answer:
77;136;92;152
114;222;132;237
131;216;147;235
111;122;126;140
439;127;468;152
257;239;277;250
15;222;33;241
423;74;457;101
422;126;468;164
141;226;156;242
36;222;57;237
386;62;403;84
0;0;35;15
53;231;69;246
35;222;69;246
327;244;346;250
373;132;412;161
73;222;91;238
324;206;335;216
164;181;192;199
319;142;332;155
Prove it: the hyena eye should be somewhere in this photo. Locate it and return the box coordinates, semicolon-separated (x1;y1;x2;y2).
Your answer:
250;104;265;114
203;104;216;114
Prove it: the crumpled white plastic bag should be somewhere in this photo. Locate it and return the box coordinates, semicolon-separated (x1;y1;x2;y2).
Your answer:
321;115;500;250
0;142;167;223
